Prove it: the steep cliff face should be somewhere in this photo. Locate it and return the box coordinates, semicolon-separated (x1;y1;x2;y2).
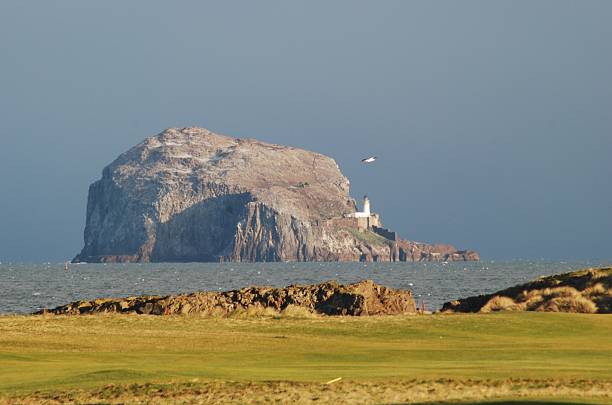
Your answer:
74;127;477;263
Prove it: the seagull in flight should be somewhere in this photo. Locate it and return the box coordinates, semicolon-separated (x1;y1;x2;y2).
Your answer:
361;156;377;163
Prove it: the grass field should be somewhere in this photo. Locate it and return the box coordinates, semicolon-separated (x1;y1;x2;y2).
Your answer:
0;312;611;404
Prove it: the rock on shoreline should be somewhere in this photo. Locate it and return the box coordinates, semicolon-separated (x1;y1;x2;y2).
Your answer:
441;267;612;314
73;127;478;263
35;280;417;316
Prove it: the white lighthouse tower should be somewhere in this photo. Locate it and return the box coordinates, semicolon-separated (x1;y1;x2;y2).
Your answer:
362;195;371;216
353;195;371;218
344;194;381;229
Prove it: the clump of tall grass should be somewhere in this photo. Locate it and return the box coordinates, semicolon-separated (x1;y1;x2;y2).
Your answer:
447;267;611;313
588;268;611;280
540;286;580;298
595;295;612;313
583;283;606;297
482;286;599;313
535;296;597;313
226;304;319;319
229;305;279;319
480;296;520;312
279;304;318;319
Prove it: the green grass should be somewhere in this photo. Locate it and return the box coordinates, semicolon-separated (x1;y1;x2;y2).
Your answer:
0;312;611;403
342;227;391;246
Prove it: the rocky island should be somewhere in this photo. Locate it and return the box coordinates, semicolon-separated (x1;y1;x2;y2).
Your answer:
74;127;479;263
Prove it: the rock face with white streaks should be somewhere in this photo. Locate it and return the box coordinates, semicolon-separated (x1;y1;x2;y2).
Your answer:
73;127;478;263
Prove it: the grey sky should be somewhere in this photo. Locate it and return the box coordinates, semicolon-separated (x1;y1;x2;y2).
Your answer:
1;1;610;262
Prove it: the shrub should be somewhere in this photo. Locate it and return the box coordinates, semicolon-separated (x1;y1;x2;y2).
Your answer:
480;296;519;313
540;286;580;298
230;305;278;319
593;295;612;313
583;283;606;298
589;268;612;280
519;289;541;301
523;294;544;310
280;305;318;319
536;296;597;313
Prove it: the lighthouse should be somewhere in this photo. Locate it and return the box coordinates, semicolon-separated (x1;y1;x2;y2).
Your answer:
362;195;371;216
343;194;382;229
352;195;372;218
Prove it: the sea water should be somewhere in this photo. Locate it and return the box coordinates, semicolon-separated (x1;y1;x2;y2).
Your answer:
1;260;610;314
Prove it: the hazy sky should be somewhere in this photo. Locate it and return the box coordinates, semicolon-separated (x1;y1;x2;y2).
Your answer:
1;1;611;262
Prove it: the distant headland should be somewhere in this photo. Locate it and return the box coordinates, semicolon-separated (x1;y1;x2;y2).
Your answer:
73;127;479;263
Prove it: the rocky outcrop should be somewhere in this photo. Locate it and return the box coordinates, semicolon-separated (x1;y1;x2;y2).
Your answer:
74;127;478;263
395;240;479;262
35;280;417;316
441;267;612;314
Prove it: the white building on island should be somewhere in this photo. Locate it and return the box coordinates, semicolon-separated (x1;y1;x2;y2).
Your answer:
345;195;380;229
352;195;371;218
330;194;398;241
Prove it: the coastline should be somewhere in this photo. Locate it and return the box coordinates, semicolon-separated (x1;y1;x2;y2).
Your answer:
3;260;611;315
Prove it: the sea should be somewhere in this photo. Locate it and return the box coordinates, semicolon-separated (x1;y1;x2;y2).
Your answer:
1;260;610;314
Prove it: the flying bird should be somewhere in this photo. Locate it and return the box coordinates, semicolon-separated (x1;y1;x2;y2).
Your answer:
361;156;377;163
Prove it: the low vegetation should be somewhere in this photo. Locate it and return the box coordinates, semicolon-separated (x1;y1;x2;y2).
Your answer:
443;267;612;313
3;379;611;405
0;312;611;404
341;227;391;247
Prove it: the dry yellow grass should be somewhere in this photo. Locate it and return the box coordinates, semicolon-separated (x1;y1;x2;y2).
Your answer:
584;283;607;297
2;379;612;405
444;267;612;314
536;295;598;313
541;286;581;298
480;296;519;312
280;304;318;318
